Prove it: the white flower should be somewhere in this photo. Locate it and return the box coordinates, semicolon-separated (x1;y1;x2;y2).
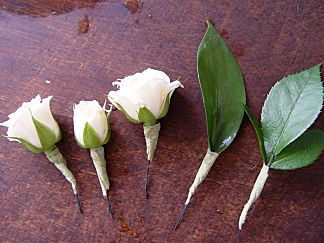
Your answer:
108;68;183;124
0;95;61;153
73;100;111;149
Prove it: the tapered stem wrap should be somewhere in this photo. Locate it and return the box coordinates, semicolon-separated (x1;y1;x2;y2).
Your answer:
90;147;110;197
44;146;77;194
143;123;161;161
185;149;219;205
238;163;269;230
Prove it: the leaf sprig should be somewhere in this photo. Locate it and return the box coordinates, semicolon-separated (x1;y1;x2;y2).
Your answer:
239;64;324;231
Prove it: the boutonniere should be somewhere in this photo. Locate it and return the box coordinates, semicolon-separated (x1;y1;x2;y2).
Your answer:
174;21;246;230
73;100;113;218
239;64;323;234
0;95;82;213
108;68;183;198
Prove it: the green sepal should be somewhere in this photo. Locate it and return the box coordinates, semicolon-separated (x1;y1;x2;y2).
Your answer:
271;130;324;170
243;105;267;162
3;135;43;154
56;128;62;144
138;106;157;125
113;100;141;124
31;114;57;151
102;114;111;145
75;136;87;149
83;122;103;149
157;92;171;120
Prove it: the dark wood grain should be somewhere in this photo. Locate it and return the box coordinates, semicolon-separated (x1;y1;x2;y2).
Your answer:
0;0;323;242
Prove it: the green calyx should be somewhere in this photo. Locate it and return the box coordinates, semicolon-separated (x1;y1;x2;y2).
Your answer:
82;122;105;149
31;114;58;150
138;106;157;126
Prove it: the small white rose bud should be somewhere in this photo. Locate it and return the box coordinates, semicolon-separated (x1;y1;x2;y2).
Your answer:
73;100;111;149
0;95;82;213
73;100;113;217
0;95;61;152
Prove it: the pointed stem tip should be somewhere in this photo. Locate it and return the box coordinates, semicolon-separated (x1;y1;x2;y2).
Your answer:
75;193;83;214
105;190;114;220
145;159;151;199
174;203;189;231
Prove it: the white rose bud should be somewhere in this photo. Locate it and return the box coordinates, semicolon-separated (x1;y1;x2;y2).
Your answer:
108;68;183;124
73;100;111;149
0;95;61;152
0;95;82;213
73;100;113;217
107;68;183;199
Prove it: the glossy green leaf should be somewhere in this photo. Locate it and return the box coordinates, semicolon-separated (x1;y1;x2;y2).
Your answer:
4;136;43;154
243;105;267;162
197;21;246;153
271;130;324;170
137;107;157;126
261;64;323;157
83;122;102;149
31;115;57;150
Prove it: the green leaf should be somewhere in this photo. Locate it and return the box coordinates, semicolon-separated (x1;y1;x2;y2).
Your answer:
261;64;323;157
243;105;267;162
197;21;246;153
4;136;43;154
83;122;102;149
271;130;324;170
114;101;141;124
31;115;57;150
137;106;157;125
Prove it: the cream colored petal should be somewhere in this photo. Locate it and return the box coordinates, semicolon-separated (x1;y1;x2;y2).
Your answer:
157;80;183;117
1;103;41;148
73;103;87;146
108;91;143;121
30;96;60;140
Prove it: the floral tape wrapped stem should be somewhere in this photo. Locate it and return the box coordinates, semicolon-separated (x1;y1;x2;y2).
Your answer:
90;147;110;197
238;163;269;230
174;150;219;230
185;150;219;205
44;145;77;194
0;95;82;214
143;123;161;161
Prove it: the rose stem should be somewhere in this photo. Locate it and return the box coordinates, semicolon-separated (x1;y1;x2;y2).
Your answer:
145;159;151;199
173;203;189;231
105;190;114;220
75;193;83;214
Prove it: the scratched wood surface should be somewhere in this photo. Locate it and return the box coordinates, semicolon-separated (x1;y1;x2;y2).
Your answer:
0;0;323;242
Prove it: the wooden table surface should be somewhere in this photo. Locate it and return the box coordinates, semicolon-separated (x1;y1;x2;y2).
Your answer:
0;0;323;242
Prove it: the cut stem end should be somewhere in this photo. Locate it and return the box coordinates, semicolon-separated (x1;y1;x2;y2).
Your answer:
145;159;151;199
75;193;83;214
105;190;114;220
174;203;189;231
